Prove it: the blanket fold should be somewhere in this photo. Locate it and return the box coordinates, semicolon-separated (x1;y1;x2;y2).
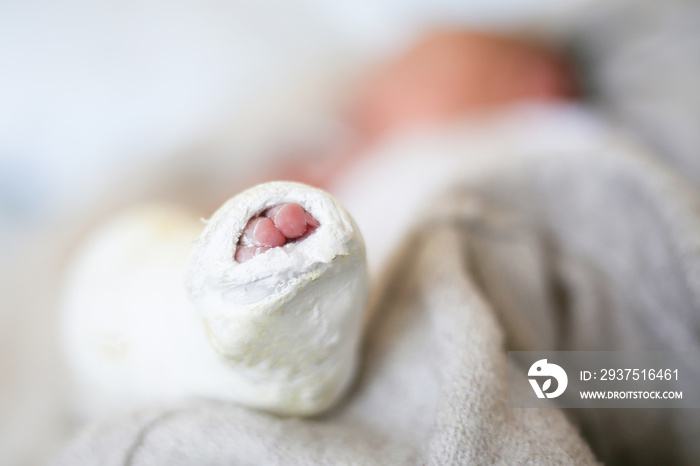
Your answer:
56;138;700;464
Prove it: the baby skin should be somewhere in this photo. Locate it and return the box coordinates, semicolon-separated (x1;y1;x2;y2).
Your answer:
235;203;319;262
276;29;575;189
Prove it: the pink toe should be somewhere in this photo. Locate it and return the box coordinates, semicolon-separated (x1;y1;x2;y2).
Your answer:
235;202;320;262
271;203;309;239
305;212;319;229
234;245;271;262
243;217;286;248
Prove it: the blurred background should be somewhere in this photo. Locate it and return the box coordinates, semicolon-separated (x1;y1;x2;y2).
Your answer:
0;0;595;255
7;0;691;464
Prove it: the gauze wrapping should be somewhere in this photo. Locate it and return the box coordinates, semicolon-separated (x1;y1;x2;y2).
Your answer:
185;181;368;416
61;182;368;419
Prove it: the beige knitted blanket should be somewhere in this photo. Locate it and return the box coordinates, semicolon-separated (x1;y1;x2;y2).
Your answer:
53;137;700;464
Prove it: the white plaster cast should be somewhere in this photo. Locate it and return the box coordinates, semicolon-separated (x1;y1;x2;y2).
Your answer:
61;182;368;419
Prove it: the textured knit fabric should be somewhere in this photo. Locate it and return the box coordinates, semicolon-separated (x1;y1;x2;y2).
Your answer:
55;137;700;464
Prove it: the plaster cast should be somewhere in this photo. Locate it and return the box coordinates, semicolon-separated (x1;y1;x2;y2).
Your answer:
61;182;368;418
